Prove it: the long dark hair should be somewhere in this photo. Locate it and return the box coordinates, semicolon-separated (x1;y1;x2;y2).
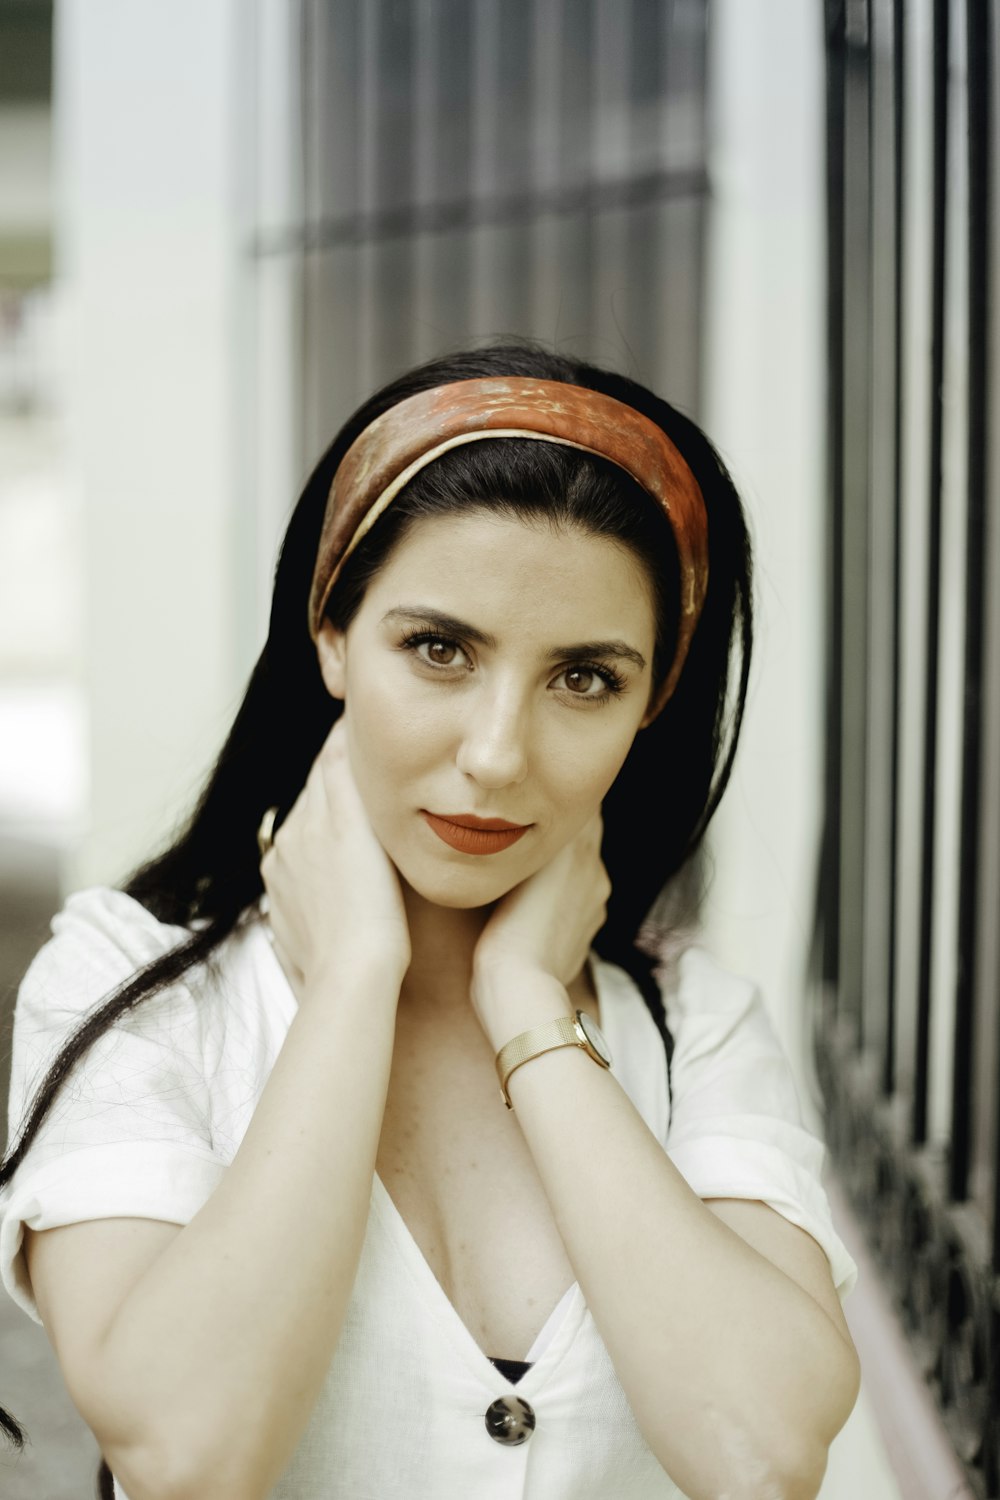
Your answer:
0;341;752;1476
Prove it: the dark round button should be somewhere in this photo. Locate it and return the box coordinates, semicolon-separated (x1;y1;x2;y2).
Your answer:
484;1394;536;1445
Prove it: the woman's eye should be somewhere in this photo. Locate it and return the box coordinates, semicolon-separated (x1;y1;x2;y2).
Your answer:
423;639;460;666
402;633;470;670
557;665;622;698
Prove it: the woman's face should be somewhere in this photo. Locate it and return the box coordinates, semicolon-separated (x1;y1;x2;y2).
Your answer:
316;509;659;908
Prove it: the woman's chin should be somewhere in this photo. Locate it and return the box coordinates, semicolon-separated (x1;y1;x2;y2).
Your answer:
395;857;522;911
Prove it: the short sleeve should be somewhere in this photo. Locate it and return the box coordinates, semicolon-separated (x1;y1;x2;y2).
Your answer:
0;887;227;1325
661;947;858;1304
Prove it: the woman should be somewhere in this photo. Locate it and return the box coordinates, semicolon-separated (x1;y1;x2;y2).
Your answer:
0;343;859;1500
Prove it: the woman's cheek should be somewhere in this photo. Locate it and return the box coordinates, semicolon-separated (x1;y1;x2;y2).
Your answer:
345;686;442;843
341;690;398;825
551;726;637;811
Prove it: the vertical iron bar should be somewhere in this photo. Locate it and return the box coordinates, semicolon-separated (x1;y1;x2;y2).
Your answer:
990;0;1000;1281
913;0;950;1147
884;0;904;1099
862;0;896;1074
819;0;847;1001
838;0;872;1042
949;0;990;1205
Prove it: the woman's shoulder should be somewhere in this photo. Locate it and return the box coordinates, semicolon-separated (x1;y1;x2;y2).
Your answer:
8;887;284;1139
13;886;270;1037
664;944;761;1031
45;883;194;954
594;940;759;1040
16;887;190;1011
640;941;765;1031
655;942;806;1126
642;941;798;1096
25;884;272;968
592;940;805;1154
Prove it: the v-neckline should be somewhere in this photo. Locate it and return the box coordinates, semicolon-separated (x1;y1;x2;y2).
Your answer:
251;912;617;1386
369;1167;587;1389
368;957;614;1387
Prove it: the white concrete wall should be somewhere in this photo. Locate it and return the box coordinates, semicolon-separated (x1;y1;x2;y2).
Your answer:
701;0;827;1102
701;6;900;1496
54;0;251;889
245;0;304;640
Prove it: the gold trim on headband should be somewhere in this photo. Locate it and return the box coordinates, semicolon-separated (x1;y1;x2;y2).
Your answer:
308;377;709;712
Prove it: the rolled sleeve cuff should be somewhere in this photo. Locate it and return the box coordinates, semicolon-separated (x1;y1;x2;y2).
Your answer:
0;1142;228;1324
667;1131;859;1303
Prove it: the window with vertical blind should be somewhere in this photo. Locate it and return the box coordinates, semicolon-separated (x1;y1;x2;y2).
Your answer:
248;0;711;467
814;2;998;1493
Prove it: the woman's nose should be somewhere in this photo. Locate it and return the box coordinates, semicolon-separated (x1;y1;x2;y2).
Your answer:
455;685;530;788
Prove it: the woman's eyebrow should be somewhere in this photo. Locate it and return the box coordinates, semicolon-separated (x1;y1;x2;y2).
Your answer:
558;640;647;671
381;607;647;671
382;606;496;646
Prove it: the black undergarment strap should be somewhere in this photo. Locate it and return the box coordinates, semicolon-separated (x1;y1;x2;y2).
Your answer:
489;1356;533;1384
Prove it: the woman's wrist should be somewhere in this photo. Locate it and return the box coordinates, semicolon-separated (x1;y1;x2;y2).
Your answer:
302;947;408;1006
472;961;574;1052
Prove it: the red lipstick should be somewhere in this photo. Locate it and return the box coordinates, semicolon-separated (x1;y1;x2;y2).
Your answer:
421;811;531;856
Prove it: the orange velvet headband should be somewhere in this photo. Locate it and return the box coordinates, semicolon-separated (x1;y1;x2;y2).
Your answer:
307;376;709;713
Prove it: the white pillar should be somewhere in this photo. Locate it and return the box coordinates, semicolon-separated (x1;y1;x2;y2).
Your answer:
54;0;251;889
701;13;902;1496
701;0;827;1099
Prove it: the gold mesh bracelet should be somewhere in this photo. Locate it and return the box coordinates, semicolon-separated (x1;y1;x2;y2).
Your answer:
495;1014;609;1109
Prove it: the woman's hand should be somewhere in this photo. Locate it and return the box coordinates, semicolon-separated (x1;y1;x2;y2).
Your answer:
259;715;411;1001
470;809;610;1025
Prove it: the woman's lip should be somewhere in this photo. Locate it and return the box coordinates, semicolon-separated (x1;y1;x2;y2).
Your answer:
429;812;529;830
421;812;531;856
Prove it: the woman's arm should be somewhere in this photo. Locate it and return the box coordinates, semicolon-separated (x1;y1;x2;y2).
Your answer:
61;720;411;1500
476;966;860;1500
471;812;858;1500
63;953;403;1500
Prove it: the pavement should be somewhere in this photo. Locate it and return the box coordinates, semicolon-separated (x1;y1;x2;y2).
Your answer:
0;836;105;1499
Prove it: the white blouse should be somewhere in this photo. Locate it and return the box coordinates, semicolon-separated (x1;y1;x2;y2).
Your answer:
0;887;857;1499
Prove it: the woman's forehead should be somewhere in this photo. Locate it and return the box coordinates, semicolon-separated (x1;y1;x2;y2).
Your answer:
363;510;657;635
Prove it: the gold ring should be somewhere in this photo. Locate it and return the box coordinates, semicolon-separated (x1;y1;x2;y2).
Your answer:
257;806;279;860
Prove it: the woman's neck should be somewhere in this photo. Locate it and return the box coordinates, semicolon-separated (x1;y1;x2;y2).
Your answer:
397;881;493;1019
395;884;599;1026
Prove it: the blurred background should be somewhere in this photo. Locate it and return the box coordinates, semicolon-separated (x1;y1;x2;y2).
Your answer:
1;1;997;1496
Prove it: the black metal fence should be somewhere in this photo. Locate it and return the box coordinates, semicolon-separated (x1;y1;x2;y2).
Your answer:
814;1;999;1493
